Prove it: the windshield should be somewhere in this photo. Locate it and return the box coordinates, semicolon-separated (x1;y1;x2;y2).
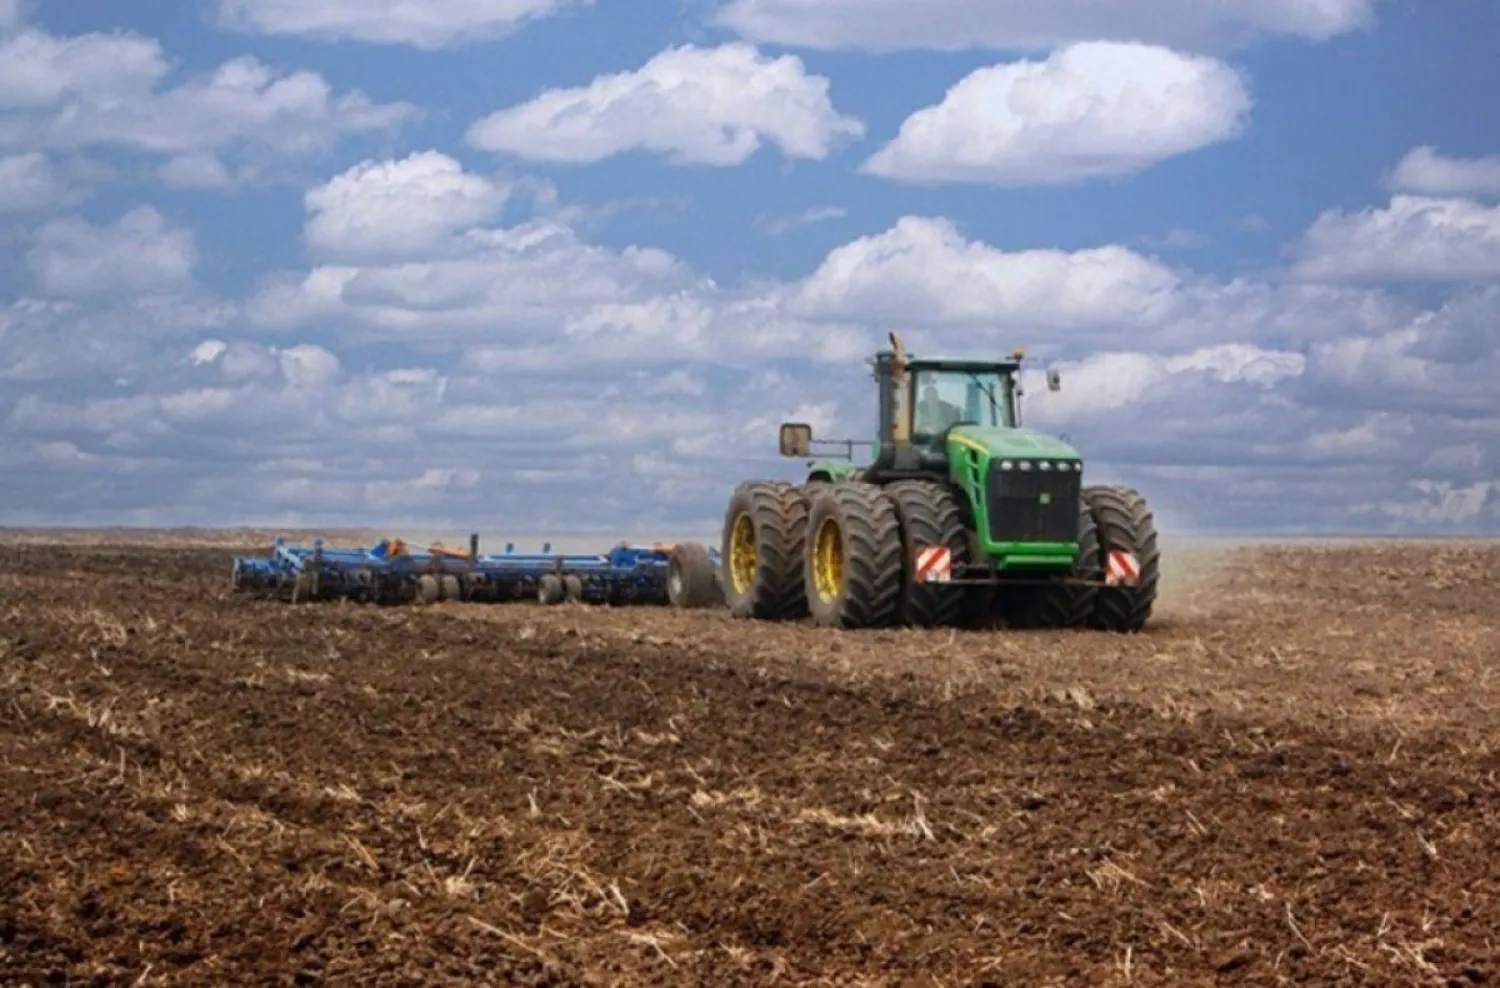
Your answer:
912;369;1012;438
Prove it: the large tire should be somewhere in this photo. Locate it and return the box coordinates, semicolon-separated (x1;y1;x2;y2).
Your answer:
884;480;971;628
804;482;904;629
538;574;565;606
668;542;723;609
1084;485;1160;633
722;481;810;621
1002;498;1102;629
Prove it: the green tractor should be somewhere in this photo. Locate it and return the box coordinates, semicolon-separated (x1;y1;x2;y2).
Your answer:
715;333;1159;632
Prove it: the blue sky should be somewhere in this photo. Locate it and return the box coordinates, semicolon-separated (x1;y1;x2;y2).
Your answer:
2;0;1498;535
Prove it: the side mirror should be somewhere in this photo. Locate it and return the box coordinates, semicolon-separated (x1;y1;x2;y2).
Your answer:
1046;368;1062;392
779;422;813;457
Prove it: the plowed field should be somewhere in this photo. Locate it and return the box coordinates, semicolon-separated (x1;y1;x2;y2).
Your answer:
3;539;1499;986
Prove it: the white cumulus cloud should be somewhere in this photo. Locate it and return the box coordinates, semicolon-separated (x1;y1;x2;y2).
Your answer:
38;54;415;157
784;215;1184;333
0;151;79;210
1021;343;1306;421
189;340;229;365
0;26;166;107
1293;195;1500;283
0;24;416;178
1387;146;1500;200
713;0;1373;52
217;0;592;49
305;151;509;263
1377;481;1496;528
249;218;700;343
157;152;238;190
26;206;196;298
864;42;1251;186
466;42;863;166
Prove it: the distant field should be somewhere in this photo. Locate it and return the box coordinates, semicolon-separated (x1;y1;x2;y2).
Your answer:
3;537;1499;984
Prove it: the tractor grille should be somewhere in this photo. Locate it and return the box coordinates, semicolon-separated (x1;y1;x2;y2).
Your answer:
986;463;1081;544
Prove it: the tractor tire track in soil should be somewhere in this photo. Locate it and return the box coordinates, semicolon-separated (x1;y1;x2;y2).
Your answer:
2;541;1500;985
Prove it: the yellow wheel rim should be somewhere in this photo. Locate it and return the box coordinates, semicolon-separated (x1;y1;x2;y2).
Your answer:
813;517;843;604
729;513;757;594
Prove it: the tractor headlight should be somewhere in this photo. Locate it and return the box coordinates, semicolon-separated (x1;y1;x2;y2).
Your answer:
1039;461;1052;471
1018;461;1033;471
1000;460;1014;471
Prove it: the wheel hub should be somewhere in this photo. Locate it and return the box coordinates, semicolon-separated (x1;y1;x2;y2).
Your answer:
813;517;843;604
729;513;757;594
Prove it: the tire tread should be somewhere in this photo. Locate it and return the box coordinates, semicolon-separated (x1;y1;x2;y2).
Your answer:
808;482;903;628
885;480;970;628
724;480;810;621
1084;484;1160;633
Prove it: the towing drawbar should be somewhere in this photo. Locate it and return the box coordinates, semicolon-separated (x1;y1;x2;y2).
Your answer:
230;534;725;609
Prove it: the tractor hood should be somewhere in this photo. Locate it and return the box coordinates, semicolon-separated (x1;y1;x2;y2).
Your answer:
947;425;1081;461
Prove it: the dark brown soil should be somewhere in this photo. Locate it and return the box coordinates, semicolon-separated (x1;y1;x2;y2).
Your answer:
3;540;1499;986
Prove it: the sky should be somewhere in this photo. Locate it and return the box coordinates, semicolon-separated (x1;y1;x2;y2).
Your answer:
1;0;1498;536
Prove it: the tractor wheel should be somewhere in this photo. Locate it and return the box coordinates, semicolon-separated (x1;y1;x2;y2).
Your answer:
538;574;565;606
1002;499;1102;629
668;542;722;609
804;482;904;629
884;480;971;628
722;481;810;621
1084;485;1160;633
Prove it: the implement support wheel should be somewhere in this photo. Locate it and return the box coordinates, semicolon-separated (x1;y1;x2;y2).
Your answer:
668;542;723;609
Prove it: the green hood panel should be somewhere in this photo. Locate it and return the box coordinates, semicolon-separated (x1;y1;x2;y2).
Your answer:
947;426;1080;461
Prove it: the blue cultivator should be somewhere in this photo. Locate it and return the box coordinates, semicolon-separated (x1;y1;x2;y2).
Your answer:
230;534;725;609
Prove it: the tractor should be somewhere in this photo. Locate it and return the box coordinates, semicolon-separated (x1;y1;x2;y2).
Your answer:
700;333;1159;632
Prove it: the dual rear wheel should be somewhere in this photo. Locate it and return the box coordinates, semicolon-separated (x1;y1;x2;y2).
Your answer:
719;479;969;630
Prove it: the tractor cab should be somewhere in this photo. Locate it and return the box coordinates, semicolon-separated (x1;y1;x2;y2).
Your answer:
908;361;1017;445
777;334;1063;485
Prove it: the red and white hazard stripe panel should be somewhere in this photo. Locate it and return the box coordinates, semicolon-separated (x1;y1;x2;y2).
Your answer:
1105;549;1141;588
916;546;952;584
